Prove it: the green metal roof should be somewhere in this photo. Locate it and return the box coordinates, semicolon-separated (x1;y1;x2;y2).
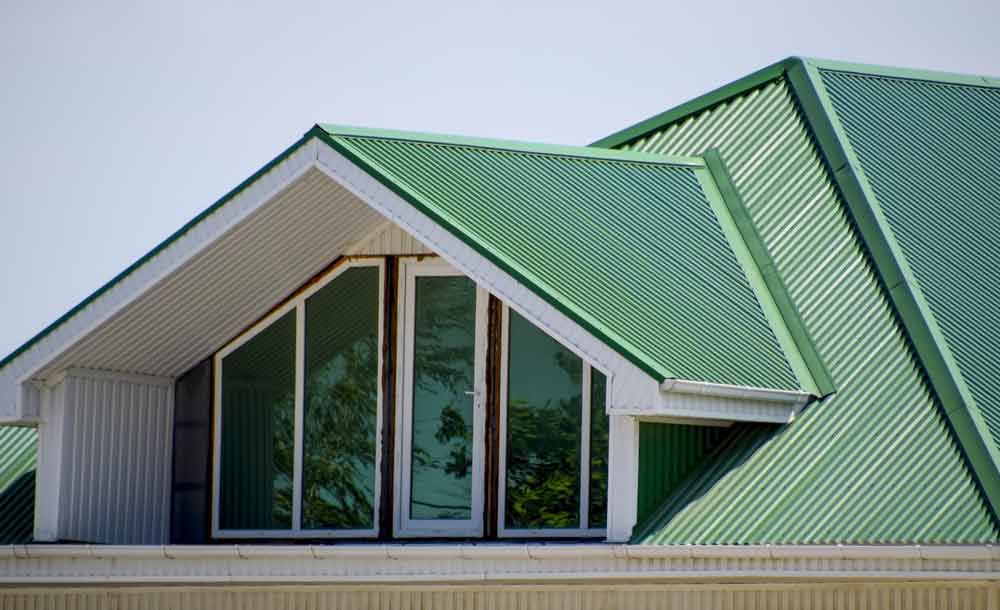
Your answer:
814;63;1000;472
0;427;36;544
0;123;805;397
602;67;1000;543
317;124;800;389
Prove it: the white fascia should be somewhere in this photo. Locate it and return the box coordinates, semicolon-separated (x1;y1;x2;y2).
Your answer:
1;544;997;585
612;379;814;424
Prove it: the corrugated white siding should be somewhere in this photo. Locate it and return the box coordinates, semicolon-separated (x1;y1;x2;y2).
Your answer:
0;583;993;609
348;222;434;255
36;369;174;544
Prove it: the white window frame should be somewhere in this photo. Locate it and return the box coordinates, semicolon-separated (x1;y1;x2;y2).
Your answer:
498;303;609;538
394;257;488;537
211;258;385;539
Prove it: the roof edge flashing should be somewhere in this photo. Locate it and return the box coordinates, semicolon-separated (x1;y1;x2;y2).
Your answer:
590;57;800;149
700;151;835;398
318;123;705;167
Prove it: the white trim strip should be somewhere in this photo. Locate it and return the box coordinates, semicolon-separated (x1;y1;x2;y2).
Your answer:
660;379;813;405
0;544;997;585
3;543;998;561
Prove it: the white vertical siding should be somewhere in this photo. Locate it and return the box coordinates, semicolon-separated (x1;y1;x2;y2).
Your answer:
348;222;434;255
36;369;174;544
0;583;993;610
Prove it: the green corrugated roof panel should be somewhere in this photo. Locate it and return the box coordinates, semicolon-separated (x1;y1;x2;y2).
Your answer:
610;75;998;543
814;65;1000;456
636;422;729;526
0;427;36;544
317;125;799;390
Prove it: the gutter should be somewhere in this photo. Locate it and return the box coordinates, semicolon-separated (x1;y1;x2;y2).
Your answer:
660;379;812;407
1;544;996;585
2;543;997;561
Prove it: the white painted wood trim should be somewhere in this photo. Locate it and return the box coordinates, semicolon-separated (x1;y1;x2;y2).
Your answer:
394;257;486;538
212;258;384;539
661;378;812;405
606;413;639;543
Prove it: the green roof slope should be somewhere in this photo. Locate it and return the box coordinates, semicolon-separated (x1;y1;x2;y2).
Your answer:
813;63;1000;457
317;125;799;390
601;72;998;543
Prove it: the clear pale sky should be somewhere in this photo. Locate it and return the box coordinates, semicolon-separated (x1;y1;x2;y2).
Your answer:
1;0;997;358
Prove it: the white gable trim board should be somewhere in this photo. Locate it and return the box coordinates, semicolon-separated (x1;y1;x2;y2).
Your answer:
1;136;812;544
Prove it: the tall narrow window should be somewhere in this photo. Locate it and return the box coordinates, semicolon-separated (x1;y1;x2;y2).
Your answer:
395;258;486;537
500;308;609;536
302;266;380;531
214;260;382;538
218;310;296;531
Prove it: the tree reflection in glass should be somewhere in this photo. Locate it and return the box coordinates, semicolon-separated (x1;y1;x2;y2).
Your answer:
410;276;476;520
505;310;582;529
302;266;380;530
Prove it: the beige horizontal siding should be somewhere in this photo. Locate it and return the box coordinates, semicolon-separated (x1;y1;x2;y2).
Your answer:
1;582;995;610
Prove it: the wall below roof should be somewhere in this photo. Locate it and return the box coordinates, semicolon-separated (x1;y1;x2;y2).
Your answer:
0;582;993;609
35;369;173;544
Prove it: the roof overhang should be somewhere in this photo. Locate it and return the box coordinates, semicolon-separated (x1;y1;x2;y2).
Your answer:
0;133;813;426
1;543;997;585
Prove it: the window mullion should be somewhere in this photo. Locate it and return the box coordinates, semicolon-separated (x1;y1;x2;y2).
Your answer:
580;363;592;531
292;300;305;531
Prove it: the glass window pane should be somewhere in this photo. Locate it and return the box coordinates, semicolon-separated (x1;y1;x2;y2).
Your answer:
589;370;609;529
410;275;476;520
505;310;582;530
303;266;380;530
220;310;296;530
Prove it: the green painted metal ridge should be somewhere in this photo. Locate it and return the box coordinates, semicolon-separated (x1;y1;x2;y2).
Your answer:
784;58;1000;523
0;132;317;374
314;129;676;383
317;123;704;167
700;150;834;398
801;57;1000;89
590;57;801;150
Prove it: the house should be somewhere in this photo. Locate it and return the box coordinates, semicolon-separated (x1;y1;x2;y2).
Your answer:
1;56;999;607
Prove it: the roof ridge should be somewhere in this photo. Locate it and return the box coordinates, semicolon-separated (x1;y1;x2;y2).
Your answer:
801;57;1000;89
315;124;704;167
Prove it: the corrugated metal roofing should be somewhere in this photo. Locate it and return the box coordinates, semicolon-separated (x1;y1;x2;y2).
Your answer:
0;426;36;543
636;422;728;526
614;76;998;543
318;125;799;390
816;68;1000;457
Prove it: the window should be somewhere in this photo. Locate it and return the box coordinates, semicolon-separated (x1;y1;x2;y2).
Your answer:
394;259;487;537
499;307;609;537
212;256;609;539
213;260;383;538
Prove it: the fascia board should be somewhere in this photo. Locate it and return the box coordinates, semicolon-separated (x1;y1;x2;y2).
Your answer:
785;57;1000;524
